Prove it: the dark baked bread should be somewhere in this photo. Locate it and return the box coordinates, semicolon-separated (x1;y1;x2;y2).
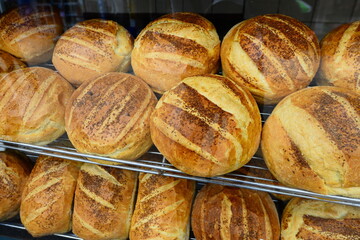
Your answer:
192;184;280;240
131;12;220;93
221;14;320;104
150;74;261;177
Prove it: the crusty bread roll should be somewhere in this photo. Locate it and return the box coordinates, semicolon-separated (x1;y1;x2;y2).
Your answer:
0;67;74;145
0;50;26;75
0;5;63;65
282;197;360;239
65;72;157;163
130;173;195;240
131;12;220;93
72;164;137;240
150;74;261;177
262;86;360;197
53;19;133;86
221;14;320;104
317;20;360;92
20;155;81;237
192;184;280;240
0;150;32;221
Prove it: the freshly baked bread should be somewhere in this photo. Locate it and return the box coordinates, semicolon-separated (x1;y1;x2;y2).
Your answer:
262;86;360;197
65;72;157;163
150;74;262;177
221;14;320;104
282;197;360;239
130;173;195;240
0;50;26;75
53;19;133;86
131;12;220;93
72;163;137;240
0;5;63;65
0;150;32;221
317;20;360;92
236;158;292;201
192;184;280;240
20;155;81;237
0;67;74;145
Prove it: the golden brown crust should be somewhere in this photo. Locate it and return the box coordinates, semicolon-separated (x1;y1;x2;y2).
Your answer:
130;173;195;240
317;21;360;92
281;198;360;239
52;19;133;86
0;5;63;65
0;150;32;221
0;50;26;75
191;184;280;240
150;74;261;177
221;14;320;104
72;164;137;240
0;67;74;145
65;72;157;163
262;86;360;197
131;12;220;93
20;155;81;237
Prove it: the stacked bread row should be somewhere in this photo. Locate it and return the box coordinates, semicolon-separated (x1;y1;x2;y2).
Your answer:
3;150;360;239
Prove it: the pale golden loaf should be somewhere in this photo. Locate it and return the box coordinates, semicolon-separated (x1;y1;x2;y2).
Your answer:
150;74;262;177
0;5;63;65
317;20;360;92
281;197;360;239
221;14;320;104
0;50;26;75
130;173;195;240
131;12;220;93
192;184;280;240
0;150;32;221
262;86;360;197
53;19;133;86
65;72;157;163
72;164;137;240
20;155;81;237
0;67;74;145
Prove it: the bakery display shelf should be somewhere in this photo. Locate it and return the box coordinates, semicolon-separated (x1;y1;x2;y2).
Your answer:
1;135;360;208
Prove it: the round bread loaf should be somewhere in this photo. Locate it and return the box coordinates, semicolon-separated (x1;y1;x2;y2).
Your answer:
150;74;262;177
65;72;157;163
131;12;220;93
0;67;74;145
0;50;26;75
53;19;133;86
0;150;32;221
281;198;360;239
192;184;280;240
262;86;360;197
221;14;320;104
0;5;63;65
317;21;360;92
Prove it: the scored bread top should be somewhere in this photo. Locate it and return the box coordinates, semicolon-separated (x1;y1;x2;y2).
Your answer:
65;72;157;162
221;14;320;104
281;198;360;239
131;12;220;93
0;5;63;64
317;20;360;92
150;74;262;177
262;86;360;197
53;19;133;86
192;184;280;240
0;67;74;145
